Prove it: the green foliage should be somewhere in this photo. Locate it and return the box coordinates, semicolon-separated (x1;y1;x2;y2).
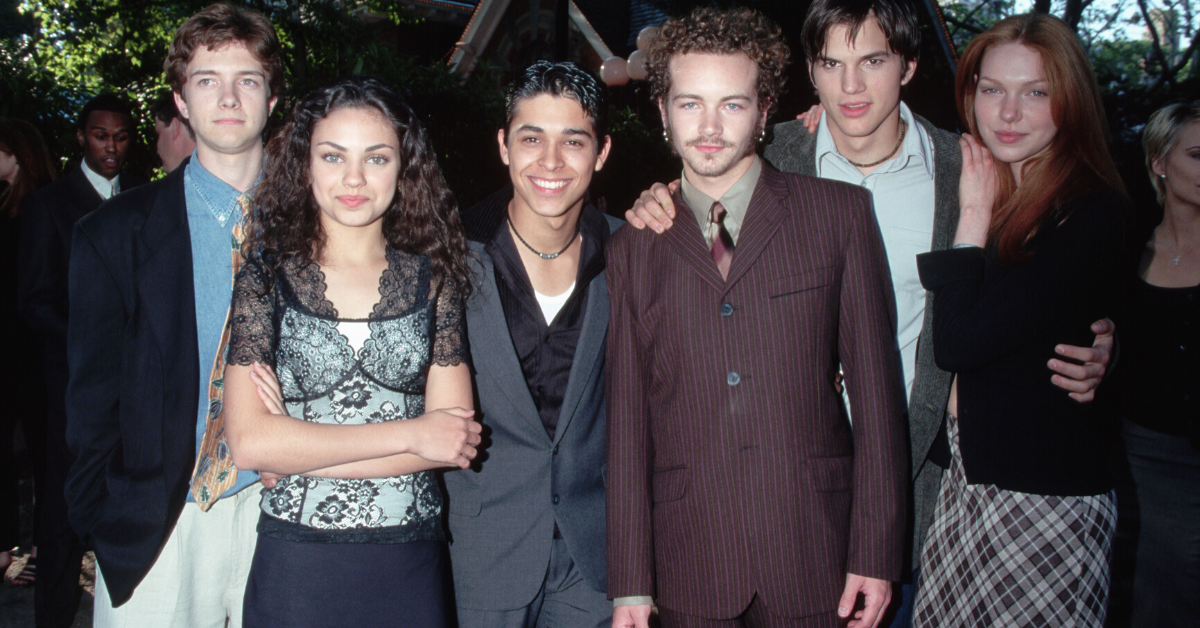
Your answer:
0;0;512;203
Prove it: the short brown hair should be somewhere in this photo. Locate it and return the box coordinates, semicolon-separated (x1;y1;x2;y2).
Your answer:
646;7;790;116
801;0;921;65
164;3;283;98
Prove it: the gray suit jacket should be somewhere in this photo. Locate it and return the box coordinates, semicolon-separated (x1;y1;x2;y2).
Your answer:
764;114;961;568
444;213;621;611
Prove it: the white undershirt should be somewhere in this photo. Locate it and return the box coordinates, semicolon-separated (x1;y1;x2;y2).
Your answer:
534;280;576;326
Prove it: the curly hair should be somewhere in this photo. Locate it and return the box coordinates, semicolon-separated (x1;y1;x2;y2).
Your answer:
247;75;472;299
646;6;790;116
164;3;283;98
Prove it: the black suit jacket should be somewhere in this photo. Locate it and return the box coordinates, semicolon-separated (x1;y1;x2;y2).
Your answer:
19;165;147;379
64;164;199;606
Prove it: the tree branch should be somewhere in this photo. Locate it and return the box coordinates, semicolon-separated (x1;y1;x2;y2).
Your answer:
943;13;985;35
1138;0;1174;81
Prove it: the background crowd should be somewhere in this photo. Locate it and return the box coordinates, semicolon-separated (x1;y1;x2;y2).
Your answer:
0;1;1196;628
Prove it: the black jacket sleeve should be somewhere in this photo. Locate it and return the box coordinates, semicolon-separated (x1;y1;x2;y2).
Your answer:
917;193;1125;373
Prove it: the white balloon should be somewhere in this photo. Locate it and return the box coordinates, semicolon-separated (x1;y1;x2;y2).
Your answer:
627;49;648;81
636;26;659;51
600;57;629;86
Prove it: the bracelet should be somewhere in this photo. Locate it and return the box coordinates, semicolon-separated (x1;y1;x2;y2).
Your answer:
953;243;981;249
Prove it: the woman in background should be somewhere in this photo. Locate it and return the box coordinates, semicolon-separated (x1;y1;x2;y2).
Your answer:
911;14;1128;627
0;118;55;584
1105;101;1200;628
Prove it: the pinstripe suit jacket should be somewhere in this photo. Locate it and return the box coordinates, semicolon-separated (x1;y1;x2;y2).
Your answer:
605;164;907;620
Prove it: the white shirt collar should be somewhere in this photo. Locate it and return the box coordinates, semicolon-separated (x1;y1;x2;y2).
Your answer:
80;158;120;200
814;102;935;180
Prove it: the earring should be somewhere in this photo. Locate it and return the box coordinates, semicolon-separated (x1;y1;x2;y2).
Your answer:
759;126;766;143
663;129;669;142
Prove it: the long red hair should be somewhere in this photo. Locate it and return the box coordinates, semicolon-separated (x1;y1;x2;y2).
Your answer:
956;13;1127;263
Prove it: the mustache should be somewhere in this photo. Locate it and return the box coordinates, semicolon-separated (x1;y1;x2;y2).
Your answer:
685;136;735;149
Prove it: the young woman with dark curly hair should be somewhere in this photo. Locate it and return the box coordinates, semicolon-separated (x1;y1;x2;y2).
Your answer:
222;75;481;627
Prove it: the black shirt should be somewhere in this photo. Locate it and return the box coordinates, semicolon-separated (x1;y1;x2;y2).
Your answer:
917;189;1126;496
1112;274;1199;443
462;188;609;440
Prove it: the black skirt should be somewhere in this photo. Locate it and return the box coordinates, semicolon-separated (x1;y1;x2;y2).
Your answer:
243;525;452;628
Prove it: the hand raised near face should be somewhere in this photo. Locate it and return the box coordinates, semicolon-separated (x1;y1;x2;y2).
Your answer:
954;133;998;248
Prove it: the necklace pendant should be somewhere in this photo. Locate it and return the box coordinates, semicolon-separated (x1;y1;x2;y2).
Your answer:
1175;255;1182;265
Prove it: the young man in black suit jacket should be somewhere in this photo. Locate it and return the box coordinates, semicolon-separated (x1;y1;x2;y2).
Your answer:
63;5;279;626
17;92;145;628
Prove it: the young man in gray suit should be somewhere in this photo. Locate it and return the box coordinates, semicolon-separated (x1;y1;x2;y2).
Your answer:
445;60;617;628
627;1;1114;626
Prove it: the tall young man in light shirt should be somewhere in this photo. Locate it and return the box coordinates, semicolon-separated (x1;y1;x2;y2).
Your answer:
64;5;279;626
626;1;1114;626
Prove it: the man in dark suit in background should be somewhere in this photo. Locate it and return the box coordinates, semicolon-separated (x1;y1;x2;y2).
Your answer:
445;60;616;628
151;91;196;174
607;7;906;628
17;92;145;628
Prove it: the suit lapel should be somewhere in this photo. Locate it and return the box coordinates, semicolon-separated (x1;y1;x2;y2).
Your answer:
553;269;606;445
662;194;728;292
723;167;789;289
66;166;104;218
135;169;197;370
467;248;543;434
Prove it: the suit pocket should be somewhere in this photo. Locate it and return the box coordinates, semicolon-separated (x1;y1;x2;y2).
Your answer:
808;456;853;492
769;266;837;299
652;466;688;503
445;481;483;517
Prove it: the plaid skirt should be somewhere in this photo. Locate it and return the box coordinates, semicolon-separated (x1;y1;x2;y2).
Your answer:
912;413;1116;628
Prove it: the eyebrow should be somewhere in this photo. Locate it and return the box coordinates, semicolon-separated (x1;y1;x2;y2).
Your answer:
316;141;396;152
672;93;753;103
977;75;1049;86
188;69;267;79
819;48;891;62
514;124;595;139
88;125;132;133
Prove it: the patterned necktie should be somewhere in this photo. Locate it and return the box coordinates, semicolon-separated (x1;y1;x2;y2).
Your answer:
190;193;252;510
709;201;734;280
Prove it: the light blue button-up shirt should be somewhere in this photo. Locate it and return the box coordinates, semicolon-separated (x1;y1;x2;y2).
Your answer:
184;151;260;501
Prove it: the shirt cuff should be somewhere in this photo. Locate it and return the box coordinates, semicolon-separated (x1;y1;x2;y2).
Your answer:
613;596;654;608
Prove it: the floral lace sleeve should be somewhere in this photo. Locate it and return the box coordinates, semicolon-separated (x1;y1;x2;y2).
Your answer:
227;258;278;367
432;276;468;367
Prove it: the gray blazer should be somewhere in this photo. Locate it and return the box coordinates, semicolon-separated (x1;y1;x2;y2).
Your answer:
764;114;961;568
444;214;621;611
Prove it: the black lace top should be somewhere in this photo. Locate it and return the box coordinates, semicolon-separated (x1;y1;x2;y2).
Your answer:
227;248;467;543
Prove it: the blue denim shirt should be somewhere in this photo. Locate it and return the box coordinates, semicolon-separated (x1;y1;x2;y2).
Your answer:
184;151;260;501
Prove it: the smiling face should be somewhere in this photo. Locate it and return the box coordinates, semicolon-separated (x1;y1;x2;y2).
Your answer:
175;41;277;158
500;93;610;222
660;52;767;190
973;42;1058;184
77;110;132;180
309;106;401;234
1154;120;1200;211
809;17;916;144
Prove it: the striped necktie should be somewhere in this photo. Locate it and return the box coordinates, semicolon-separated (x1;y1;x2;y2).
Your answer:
709;201;734;280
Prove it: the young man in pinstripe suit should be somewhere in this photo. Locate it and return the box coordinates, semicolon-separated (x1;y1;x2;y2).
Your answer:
625;2;1114;627
608;7;907;628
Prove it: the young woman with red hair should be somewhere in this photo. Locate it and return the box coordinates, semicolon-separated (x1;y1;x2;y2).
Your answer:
911;13;1128;627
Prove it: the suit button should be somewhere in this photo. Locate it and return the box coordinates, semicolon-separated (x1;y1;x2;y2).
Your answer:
721;303;735;317
727;371;740;386
553;445;560;455
552;494;560;505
